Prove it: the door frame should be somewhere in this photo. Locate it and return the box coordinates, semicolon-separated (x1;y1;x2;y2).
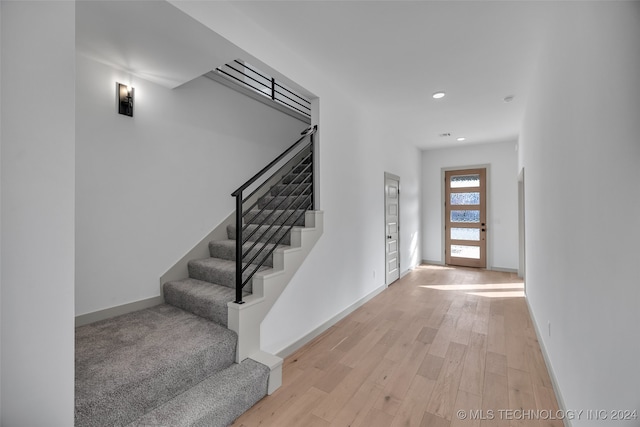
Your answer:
384;172;400;286
518;167;526;285
441;164;491;268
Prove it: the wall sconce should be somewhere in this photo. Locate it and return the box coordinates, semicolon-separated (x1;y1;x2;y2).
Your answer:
117;83;134;117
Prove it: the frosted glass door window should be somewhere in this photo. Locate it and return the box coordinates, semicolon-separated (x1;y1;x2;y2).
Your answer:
450;192;480;205
451;245;481;259
450;210;480;223
451;228;480;241
450;174;480;188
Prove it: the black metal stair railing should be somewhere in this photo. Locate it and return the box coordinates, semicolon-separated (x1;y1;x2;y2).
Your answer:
231;125;317;304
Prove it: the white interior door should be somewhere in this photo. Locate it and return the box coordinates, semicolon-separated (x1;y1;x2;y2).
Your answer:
385;173;400;284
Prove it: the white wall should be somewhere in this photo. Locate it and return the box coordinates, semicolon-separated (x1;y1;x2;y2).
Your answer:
1;2;75;425
0;1;3;419
421;141;519;270
170;1;422;355
75;55;306;315
519;2;640;425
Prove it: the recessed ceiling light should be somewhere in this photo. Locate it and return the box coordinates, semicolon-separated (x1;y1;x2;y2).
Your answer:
503;95;515;103
457;137;466;142
432;91;446;99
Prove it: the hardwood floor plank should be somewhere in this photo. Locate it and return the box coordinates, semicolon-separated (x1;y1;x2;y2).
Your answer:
481;372;510;427
354;407;395;427
487;313;506;356
312;342;390;421
451;390;482;427
236;265;562;427
268;386;328;427
390;375;437;427
507;367;539;427
426;342;468;420
458;331;487;396
329;380;383;427
420;411;451;427
417;353;445;381
314;362;353;393
472;298;491;335
532;385;563;427
377;340;430;415
485;351;508;377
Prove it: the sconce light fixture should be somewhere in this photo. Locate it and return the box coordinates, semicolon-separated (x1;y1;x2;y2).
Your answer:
117;83;134;117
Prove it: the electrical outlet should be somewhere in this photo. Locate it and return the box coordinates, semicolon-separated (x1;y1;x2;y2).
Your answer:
548;321;551;337
373;270;376;279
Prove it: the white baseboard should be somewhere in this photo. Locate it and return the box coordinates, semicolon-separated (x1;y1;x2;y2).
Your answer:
275;283;387;359
75;296;164;327
490;266;518;273
525;297;570;427
422;259;444;266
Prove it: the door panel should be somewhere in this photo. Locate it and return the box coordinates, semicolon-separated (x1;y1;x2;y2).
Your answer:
385;173;400;284
445;168;486;268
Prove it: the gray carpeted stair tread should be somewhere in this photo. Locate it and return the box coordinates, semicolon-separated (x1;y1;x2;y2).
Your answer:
270;183;311;197
126;358;269;427
75;304;237;427
163;278;248;327
208;239;280;268
188;257;269;293
227;224;292;245
257;194;311;210
291;163;312;174
282;172;311;184
244;208;308;226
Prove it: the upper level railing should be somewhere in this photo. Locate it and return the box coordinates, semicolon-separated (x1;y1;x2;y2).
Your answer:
216;60;311;120
231;125;317;304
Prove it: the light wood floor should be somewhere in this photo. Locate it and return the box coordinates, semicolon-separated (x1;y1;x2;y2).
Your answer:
233;264;562;427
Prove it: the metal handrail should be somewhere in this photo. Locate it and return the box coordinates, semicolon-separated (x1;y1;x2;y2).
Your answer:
217;61;311;118
231;126;316;197
232;126;317;303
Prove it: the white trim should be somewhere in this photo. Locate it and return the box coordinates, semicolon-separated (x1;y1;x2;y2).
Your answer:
275;283;387;358
75;296;164;327
422;259;445;266
489;266;518;274
400;267;415;279
525;297;570;427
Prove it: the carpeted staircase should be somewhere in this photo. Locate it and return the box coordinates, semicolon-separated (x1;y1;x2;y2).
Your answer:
75;162;313;426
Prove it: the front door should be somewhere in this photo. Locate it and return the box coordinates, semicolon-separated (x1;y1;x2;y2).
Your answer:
445;168;487;268
385;173;400;284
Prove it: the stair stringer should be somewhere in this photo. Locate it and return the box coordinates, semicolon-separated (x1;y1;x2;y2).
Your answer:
228;210;323;393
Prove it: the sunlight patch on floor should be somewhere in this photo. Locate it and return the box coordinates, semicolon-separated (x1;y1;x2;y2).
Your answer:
419;282;525;298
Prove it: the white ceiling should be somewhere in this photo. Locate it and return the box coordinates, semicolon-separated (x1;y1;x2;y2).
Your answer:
78;1;561;150
76;1;243;88
225;1;556;150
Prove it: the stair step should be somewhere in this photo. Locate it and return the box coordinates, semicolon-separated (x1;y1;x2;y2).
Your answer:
290;163;312;174
164;278;248;327
282;172;311;184
126;358;269;427
209;239;279;268
75;304;237;427
270;183;311;197
244;208;308;226
227;223;292;245
188;257;269;293
257;194;311;210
